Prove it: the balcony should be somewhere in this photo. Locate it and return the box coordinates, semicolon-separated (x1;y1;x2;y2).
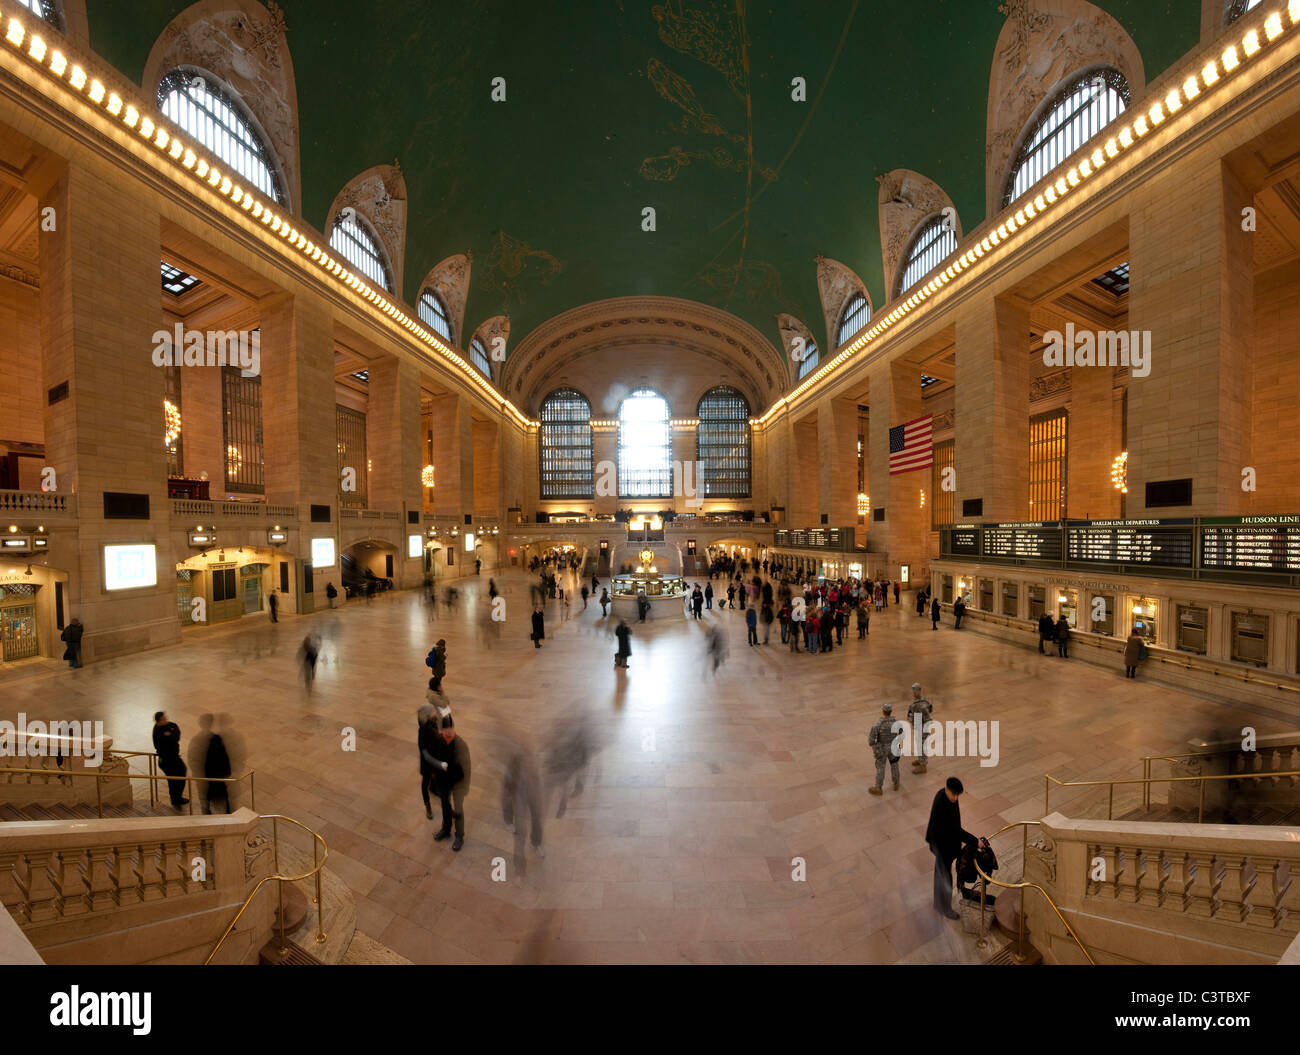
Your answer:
0;491;77;517
171;500;298;520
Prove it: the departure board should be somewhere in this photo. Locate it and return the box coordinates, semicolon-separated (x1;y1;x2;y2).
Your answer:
949;529;980;555
980;523;1062;562
1201;517;1300;572
1066;520;1195;568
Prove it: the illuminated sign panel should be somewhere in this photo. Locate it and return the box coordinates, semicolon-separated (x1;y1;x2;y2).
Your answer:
311;537;336;568
104;544;158;590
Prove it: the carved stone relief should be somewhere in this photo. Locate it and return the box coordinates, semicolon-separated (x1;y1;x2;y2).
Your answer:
986;0;1146;217
877;169;959;300
144;2;300;213
423;253;472;345
243;831;271;880
815;255;869;351
331;165;407;293
1030;369;1071;401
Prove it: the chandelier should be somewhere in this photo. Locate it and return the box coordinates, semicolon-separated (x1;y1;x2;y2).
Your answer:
163;399;182;451
1111;451;1128;494
421;464;435;487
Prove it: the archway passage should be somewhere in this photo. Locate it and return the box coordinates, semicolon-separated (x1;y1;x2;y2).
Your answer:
0;562;68;662
175;547;293;626
341;539;396;599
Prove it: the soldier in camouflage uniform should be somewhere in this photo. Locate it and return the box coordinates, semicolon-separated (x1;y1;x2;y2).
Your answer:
868;703;903;795
907;683;933;773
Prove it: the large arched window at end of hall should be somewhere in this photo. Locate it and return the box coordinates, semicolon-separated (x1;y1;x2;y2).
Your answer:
417;290;454;345
16;0;62;30
1003;68;1130;209
539;389;594;499
469;337;492;379
795;340;820;382
897;216;958;298
329;211;393;292
618;388;672;498
836;293;871;348
1225;0;1263;25
697;386;751;498
158;69;287;208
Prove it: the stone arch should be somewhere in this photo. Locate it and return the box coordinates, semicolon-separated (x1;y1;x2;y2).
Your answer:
142;0;300;214
815;256;872;352
877;169;961;302
418;253;473;347
326;164;408;295
775;313;818;388
985;0;1145;218
468;315;510;384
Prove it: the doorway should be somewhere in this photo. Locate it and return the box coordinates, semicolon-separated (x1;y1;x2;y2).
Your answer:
0;602;38;661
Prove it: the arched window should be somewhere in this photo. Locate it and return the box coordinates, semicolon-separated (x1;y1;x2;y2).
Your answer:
539;389;593;499
329;211;393;292
618;388;672;498
897;216;958;297
16;0;62;30
697;386;751;498
158;69;286;207
1225;0;1263;25
1003;69;1130;208
837;293;871;347
469;337;492;379
417;290;454;344
795;340;820;382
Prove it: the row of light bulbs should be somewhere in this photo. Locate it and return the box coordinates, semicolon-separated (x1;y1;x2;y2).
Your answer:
5;4;1295;434
760;3;1300;425
0;8;533;430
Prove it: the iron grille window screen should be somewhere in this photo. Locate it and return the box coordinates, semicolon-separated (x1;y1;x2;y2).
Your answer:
329;213;392;292
336;405;368;508
418;291;454;344
540;389;594;499
836;293;871;347
470;338;492;379
898;218;958;297
697;386;751;498
932;440;955;529
221;367;264;494
1004;69;1130;208
618;388;672;498
796;342;820;381
164;365;183;477
158;70;285;206
1028;408;1067;522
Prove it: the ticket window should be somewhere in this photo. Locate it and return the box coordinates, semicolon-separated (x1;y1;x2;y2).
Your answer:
978;579;994;611
1131;599;1158;646
941;575;953;603
1231;612;1269;668
1090;593;1115;636
1001;581;1019;618
1057;589;1078;628
1028;585;1045;619
1176;605;1208;655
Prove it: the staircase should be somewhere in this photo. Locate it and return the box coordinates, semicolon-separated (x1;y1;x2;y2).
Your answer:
1120;802;1300;826
0;800;190;822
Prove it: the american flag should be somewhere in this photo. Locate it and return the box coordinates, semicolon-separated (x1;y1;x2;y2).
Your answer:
889;414;933;475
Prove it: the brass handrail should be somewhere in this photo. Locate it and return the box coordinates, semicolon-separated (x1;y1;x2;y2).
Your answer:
204;813;328;965
1044;768;1300;822
971;820;1095;965
0;764;256;818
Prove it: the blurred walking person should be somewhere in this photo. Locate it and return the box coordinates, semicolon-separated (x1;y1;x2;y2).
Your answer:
615;619;632;668
299;633;320;694
433;716;471;851
503;746;545;871
186;713;214;813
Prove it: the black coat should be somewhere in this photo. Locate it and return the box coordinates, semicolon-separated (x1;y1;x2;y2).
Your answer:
418;721;442;776
930;599;941;620
615;624;631;657
152;722;182;761
925;788;976;862
531;610;545;640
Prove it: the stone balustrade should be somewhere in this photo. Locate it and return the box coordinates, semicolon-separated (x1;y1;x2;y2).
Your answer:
0;490;75;516
1024;812;1300;965
0;808;274;964
171;500;298;520
0;733;133;809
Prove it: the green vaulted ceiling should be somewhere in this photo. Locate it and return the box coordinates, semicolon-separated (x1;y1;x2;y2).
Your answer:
87;0;1201;358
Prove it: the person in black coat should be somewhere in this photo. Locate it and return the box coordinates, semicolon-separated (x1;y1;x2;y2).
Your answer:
615;620;632;668
60;618;84;668
417;704;445;821
531;606;545;648
925;776;978;919
953;596;966;629
930;597;941;630
1037;612;1054;654
1055;614;1071;658
152;711;189;807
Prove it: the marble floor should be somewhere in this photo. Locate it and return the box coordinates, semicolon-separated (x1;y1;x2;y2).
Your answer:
1;573;1292;964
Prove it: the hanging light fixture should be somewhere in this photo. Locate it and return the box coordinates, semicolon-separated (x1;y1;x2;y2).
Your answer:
421;464;435;487
163;399;182;451
1111;451;1129;494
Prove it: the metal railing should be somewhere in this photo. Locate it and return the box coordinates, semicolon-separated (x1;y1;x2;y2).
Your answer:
0;758;255;817
204;813;327;964
1043;768;1300;822
972;820;1095;964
